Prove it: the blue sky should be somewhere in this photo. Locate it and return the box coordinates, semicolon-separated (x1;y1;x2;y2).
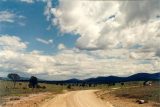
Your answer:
0;0;79;54
0;0;159;80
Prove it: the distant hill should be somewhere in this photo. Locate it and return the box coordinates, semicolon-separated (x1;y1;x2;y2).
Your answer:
0;77;9;81
41;72;160;84
83;72;160;84
124;72;160;81
0;72;159;84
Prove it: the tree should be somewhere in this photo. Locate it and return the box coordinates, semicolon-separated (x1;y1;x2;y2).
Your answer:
121;82;124;86
82;82;86;87
67;84;71;89
89;83;92;87
28;76;38;89
7;73;20;88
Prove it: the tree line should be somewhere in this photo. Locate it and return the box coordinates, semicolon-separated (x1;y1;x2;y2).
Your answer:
7;73;38;89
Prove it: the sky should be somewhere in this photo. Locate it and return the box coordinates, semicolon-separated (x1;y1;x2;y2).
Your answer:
0;0;160;80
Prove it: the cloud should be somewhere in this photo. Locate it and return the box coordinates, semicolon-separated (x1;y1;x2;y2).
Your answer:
20;0;34;3
48;0;119;50
156;49;160;57
0;11;16;23
36;38;53;45
0;35;159;80
119;0;160;24
0;11;26;26
0;35;27;51
44;0;52;21
1;0;46;4
47;0;160;56
58;43;66;50
19;0;46;3
1;0;160;80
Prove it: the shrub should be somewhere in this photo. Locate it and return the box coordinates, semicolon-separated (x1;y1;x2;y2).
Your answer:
67;84;71;89
42;86;46;89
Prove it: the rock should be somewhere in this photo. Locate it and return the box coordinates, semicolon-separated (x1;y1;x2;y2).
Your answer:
136;99;147;104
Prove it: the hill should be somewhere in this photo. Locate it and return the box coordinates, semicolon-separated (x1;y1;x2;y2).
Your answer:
0;72;159;84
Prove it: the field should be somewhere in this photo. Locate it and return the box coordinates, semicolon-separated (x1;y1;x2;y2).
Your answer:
0;80;65;97
0;80;160;107
97;81;160;107
0;80;65;105
0;80;109;106
112;83;160;103
0;80;107;99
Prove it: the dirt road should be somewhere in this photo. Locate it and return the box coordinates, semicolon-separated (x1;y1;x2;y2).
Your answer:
41;90;113;107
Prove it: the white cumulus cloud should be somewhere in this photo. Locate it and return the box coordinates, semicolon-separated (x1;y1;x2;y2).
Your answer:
0;35;27;51
46;0;160;56
0;35;159;80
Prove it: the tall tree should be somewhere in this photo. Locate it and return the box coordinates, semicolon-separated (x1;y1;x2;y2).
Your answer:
28;76;38;89
7;73;20;88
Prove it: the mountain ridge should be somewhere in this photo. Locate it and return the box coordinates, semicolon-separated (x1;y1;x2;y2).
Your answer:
1;72;159;84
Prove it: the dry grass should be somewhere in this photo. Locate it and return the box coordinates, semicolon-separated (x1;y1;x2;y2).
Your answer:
0;80;64;97
112;82;160;103
0;80;66;106
96;81;160;107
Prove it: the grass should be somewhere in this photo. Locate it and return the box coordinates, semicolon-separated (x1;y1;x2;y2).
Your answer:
111;81;160;103
1;80;160;104
0;80;119;98
0;80;73;105
0;81;107;97
0;80;64;97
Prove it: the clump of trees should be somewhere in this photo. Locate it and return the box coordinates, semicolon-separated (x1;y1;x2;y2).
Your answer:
28;76;38;89
7;73;20;88
108;83;115;87
121;82;124;86
7;73;48;91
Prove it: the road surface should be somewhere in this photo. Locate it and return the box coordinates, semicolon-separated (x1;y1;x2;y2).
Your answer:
41;90;114;107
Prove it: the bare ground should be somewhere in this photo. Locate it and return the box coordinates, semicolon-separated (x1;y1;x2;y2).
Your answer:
41;90;114;107
1;92;53;107
96;90;160;107
1;90;113;107
2;89;159;107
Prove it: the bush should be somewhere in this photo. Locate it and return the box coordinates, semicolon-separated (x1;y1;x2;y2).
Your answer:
23;87;27;90
67;84;71;89
29;76;38;89
36;84;41;88
42;86;46;89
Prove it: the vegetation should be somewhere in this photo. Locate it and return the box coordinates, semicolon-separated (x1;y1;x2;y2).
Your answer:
1;73;160;106
0;80;63;97
111;81;160;103
7;73;20;88
28;76;38;88
0;79;117;98
67;84;72;89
